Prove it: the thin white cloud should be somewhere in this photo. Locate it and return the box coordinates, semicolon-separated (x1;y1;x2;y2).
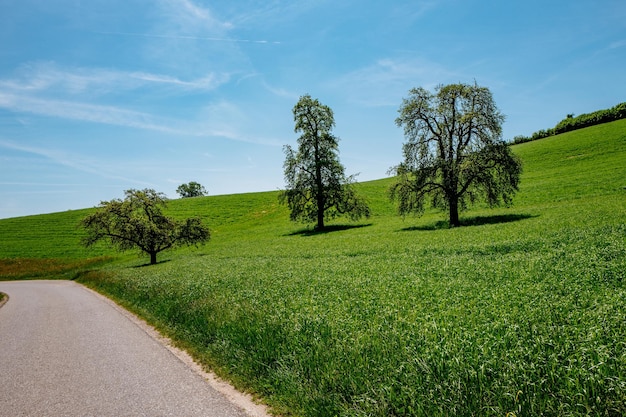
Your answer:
129;71;229;89
158;0;233;32
261;80;299;100
0;92;282;146
97;31;280;44
0;92;183;134
225;0;332;28
0;182;91;187
0;139;153;187
329;57;459;107
197;100;287;146
136;0;283;78
389;0;446;22
0;62;228;95
177;0;215;21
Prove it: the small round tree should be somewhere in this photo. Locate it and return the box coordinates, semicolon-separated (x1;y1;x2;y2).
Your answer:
81;189;210;265
176;181;208;198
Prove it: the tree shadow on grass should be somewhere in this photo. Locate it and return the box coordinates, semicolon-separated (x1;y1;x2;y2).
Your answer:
132;259;172;268
287;223;373;236
401;213;537;231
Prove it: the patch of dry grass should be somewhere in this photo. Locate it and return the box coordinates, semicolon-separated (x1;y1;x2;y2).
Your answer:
0;257;113;280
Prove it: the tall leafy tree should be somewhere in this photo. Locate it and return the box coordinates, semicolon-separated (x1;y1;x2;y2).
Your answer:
390;83;522;227
280;95;370;230
81;189;210;265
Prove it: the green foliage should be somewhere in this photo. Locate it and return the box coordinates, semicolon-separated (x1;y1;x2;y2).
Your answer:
554;102;626;134
280;94;370;230
390;83;522;227
512;102;626;144
2;120;626;416
81;189;210;265
176;181;208;198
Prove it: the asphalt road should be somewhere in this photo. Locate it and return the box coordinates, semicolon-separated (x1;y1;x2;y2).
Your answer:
0;280;266;417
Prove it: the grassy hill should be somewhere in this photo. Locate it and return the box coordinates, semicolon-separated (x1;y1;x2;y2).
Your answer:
1;119;625;416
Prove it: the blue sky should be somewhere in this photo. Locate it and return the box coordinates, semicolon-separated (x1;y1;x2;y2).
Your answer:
1;0;624;219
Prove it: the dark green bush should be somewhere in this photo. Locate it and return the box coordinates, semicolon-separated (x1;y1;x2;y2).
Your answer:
511;102;626;144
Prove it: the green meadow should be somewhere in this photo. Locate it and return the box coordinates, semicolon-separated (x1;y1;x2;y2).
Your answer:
1;120;625;416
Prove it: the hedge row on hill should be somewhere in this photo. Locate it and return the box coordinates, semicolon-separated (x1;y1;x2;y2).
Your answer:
512;102;626;144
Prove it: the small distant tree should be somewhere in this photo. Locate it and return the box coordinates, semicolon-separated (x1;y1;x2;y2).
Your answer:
81;189;210;265
390;83;522;227
280;94;370;230
176;181;207;198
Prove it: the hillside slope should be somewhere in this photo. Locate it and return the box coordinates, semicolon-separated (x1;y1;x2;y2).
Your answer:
1;119;624;260
1;119;625;416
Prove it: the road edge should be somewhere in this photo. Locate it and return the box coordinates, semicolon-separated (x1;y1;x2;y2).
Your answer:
79;284;273;417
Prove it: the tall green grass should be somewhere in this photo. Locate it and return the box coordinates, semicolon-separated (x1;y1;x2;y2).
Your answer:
2;120;626;416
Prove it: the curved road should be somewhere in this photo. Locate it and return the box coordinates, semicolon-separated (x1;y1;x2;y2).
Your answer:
0;280;267;417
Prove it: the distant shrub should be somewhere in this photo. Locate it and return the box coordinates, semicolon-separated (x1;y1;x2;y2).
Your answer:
511;102;626;144
531;128;555;141
554;102;626;135
512;135;532;144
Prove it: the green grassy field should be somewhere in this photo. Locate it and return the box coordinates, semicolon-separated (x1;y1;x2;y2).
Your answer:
1;120;625;416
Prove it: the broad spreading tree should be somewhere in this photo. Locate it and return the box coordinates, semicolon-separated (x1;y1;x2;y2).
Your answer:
280;94;370;230
81;189;210;265
176;181;207;198
389;83;522;227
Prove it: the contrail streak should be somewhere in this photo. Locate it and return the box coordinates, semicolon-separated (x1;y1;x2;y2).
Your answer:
96;31;281;44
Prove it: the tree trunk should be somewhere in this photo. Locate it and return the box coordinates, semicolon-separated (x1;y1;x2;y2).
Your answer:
316;207;325;230
315;138;325;230
449;196;460;227
149;251;157;265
